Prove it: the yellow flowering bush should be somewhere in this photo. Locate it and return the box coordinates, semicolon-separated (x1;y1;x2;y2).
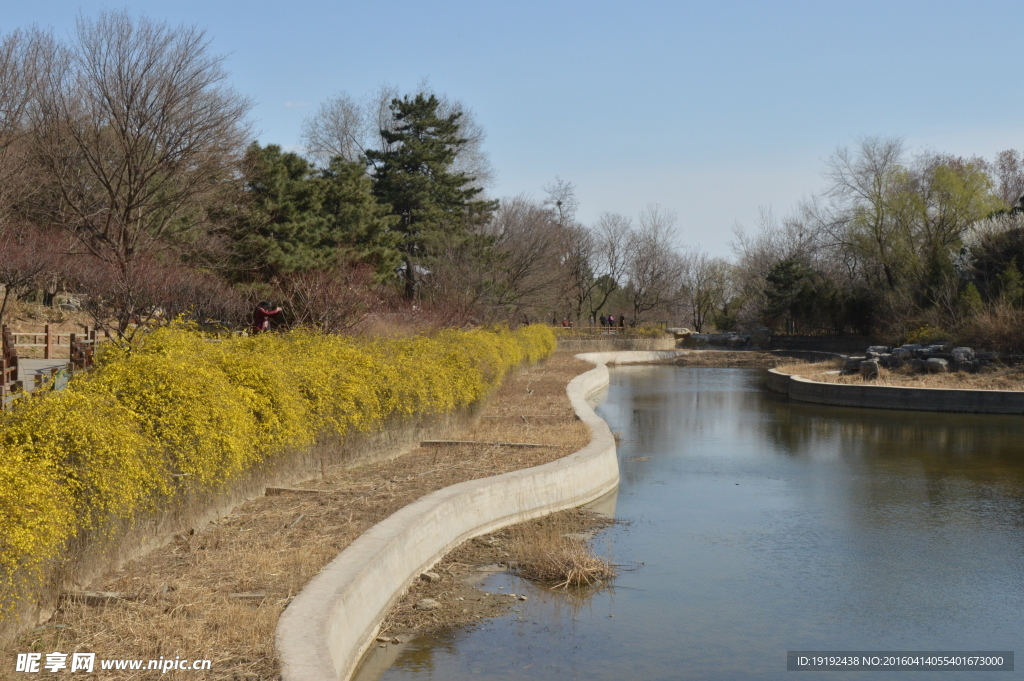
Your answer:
0;324;555;614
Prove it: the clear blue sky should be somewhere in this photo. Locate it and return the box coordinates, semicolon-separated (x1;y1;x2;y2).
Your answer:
7;1;1023;256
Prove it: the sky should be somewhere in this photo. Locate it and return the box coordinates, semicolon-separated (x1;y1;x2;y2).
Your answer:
6;1;1024;257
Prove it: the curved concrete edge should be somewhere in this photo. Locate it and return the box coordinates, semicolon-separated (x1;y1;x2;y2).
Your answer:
275;350;679;681
574;349;683;366
767;368;1024;414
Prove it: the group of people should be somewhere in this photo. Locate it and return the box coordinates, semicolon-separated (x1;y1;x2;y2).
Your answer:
560;314;628;328
600;314;626;328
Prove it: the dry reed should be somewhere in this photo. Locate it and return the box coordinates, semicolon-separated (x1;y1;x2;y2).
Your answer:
507;512;618;589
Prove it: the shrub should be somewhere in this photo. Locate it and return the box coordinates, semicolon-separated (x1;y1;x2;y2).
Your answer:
0;323;556;614
904;325;951;345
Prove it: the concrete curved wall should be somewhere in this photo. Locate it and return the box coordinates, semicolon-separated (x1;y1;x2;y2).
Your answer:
767;368;1024;414
276;350;682;681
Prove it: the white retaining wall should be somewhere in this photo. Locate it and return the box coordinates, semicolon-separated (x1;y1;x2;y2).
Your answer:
276;350;682;681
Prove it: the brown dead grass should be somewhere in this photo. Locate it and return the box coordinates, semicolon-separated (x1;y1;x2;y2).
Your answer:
773;359;843;376
507;512;618;589
777;359;1024;391
377;508;615;637
660;350;783;368
3;353;592;681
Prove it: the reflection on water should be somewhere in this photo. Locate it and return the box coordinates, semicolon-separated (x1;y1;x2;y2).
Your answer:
356;367;1024;680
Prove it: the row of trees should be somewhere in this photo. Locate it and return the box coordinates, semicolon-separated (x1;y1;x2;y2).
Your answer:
0;14;515;335
3;14;1020;346
0;12;735;336
729;137;1024;347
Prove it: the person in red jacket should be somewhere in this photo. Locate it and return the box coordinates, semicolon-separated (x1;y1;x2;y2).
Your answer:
252;301;282;334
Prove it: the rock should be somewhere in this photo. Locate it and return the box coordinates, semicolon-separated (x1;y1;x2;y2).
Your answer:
892;347;912;362
950;347;975;372
859;360;880;379
419;572;441;584
909;358;927;372
925;358;948;373
751;328;771;346
866;346;891;355
375;636;391;642
518;595;528;601
843;356;866;373
725;334;747;350
414;598;441;611
877;353;895;368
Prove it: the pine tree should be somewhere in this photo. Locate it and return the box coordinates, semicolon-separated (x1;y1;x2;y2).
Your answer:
366;93;497;298
996;257;1024;306
226;143;397;280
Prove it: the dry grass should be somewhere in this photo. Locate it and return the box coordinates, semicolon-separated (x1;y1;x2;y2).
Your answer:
376;508;616;638
660;350;783;369
3;353;592;680
822;365;1024;390
507;512;618;589
772;359;843;376
777;359;1024;391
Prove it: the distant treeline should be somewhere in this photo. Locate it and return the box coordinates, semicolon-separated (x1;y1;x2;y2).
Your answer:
1;14;1021;347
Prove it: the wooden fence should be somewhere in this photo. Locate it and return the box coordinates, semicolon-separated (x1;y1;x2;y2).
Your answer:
0;325;110;408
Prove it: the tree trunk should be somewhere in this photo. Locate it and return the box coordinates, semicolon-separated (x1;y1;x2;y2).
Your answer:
403;254;417;300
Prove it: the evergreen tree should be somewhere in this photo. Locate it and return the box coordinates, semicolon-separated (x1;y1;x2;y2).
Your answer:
366;93;497;298
996;257;1024;306
227;143;397;279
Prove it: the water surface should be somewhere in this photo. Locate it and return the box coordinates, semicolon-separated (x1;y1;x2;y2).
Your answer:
355;367;1024;680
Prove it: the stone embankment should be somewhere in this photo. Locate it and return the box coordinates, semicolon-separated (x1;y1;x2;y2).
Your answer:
769;341;1024;415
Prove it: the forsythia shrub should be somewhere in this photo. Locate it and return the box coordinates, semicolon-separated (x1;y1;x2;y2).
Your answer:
0;324;555;614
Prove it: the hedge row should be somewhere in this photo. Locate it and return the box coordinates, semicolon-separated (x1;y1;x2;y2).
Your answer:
0;324;556;613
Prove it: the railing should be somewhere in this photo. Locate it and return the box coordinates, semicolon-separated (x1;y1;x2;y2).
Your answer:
1;326;18;402
1;325;111;409
7;324;111;360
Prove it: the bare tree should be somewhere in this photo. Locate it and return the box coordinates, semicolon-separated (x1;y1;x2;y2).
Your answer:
60;251;246;338
822;136;908;291
0;29;54;226
484;196;566;313
990;149;1024;207
542;176;579;226
300;91;368;165
558;222;596;322
281;264;380;332
587;212;631;318
31;10;252;310
302;83;494;188
0;224;59;324
623;204;683;321
677;248;729;332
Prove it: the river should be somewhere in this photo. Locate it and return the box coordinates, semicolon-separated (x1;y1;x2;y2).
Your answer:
354;366;1024;680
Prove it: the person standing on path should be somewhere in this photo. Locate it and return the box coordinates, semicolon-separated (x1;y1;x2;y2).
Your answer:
252;301;282;334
